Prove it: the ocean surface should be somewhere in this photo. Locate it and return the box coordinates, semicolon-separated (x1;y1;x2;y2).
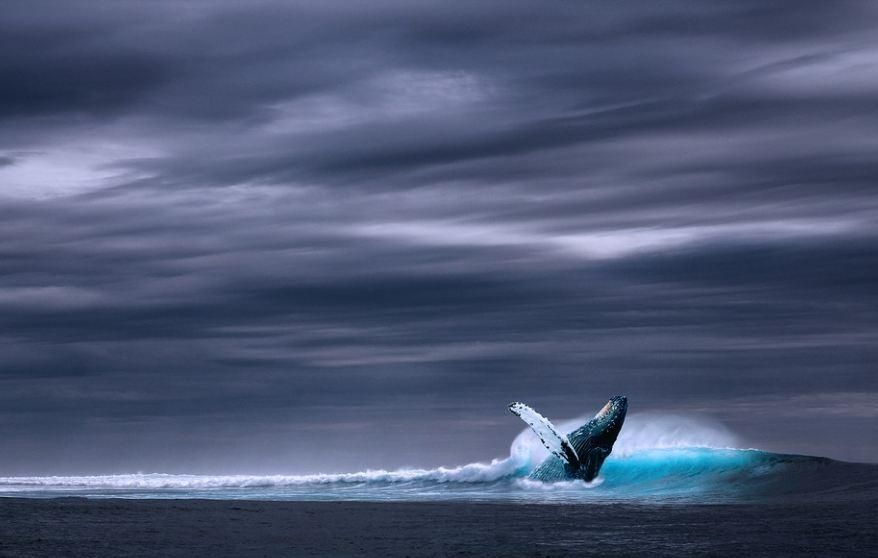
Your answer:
2;414;876;504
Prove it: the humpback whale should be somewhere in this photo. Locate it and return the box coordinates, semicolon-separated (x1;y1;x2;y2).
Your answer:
509;396;627;482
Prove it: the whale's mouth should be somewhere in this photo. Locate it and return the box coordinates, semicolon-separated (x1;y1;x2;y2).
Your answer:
595;401;613;418
595;396;628;420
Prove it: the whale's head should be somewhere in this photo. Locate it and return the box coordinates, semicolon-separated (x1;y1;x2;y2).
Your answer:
590;395;627;447
567;395;627;462
566;395;628;480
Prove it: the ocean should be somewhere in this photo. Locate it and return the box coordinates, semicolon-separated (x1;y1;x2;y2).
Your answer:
1;414;875;556
1;413;875;505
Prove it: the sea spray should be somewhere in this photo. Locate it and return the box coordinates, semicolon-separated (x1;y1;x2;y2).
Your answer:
509;412;740;466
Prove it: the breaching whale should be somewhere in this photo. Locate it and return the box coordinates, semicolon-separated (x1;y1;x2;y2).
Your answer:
509;396;627;482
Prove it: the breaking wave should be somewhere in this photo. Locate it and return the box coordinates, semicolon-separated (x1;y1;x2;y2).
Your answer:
1;414;874;502
0;458;525;490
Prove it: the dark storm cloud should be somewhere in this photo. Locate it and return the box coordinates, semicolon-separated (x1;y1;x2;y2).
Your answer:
1;1;877;473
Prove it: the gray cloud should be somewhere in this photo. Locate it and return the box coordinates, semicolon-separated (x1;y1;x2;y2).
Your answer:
0;1;876;474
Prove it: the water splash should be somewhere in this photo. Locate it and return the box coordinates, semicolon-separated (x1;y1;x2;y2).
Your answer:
510;412;739;468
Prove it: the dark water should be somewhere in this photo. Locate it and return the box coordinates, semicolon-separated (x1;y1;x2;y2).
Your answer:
0;498;874;557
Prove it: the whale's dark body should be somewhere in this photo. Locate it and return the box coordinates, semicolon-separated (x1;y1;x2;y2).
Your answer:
510;396;627;482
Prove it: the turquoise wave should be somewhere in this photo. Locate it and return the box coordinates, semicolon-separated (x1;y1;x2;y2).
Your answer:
1;448;874;503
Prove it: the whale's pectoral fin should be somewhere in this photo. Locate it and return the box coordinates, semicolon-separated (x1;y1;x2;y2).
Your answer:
508;402;580;467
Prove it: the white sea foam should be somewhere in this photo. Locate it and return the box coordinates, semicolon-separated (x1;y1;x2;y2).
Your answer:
515;477;603;491
0;457;525;490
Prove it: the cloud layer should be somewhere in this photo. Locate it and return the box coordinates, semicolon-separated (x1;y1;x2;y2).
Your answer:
1;1;877;473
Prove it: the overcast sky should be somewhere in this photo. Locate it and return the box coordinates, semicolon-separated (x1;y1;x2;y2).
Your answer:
1;1;877;474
